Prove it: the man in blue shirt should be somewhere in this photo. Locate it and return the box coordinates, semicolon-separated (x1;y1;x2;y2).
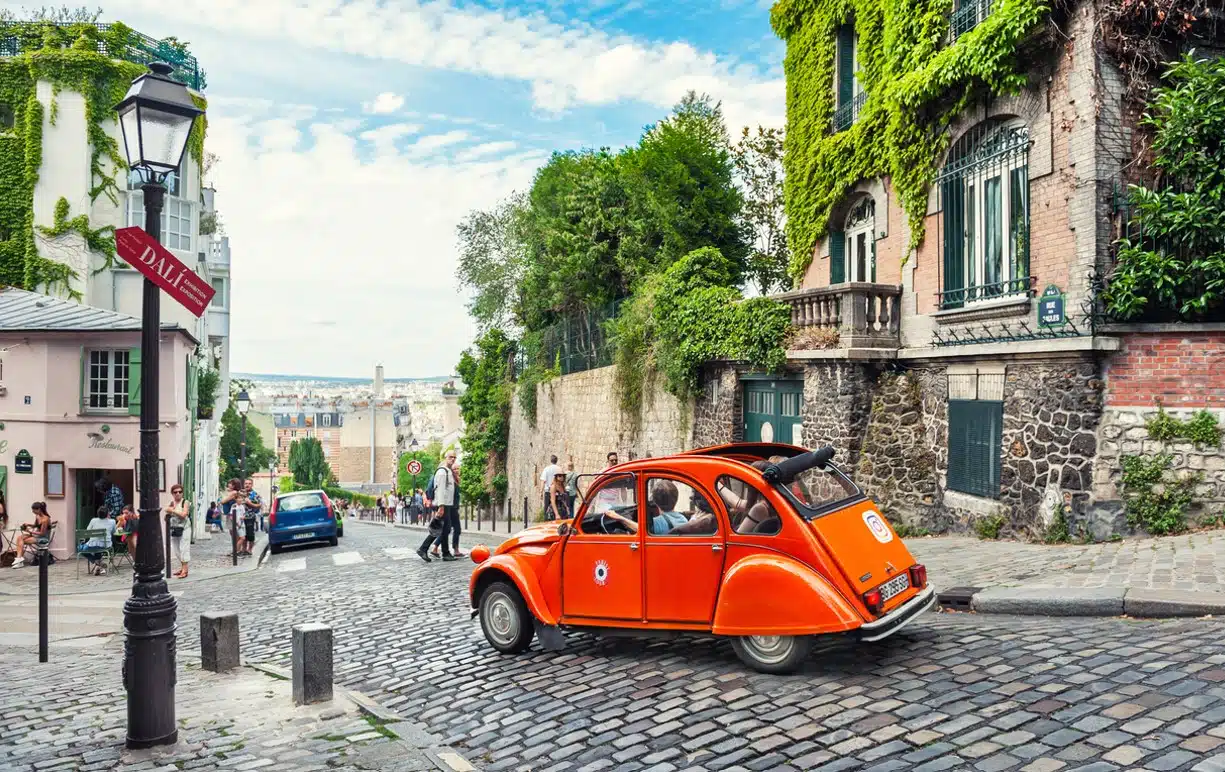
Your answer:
96;475;125;518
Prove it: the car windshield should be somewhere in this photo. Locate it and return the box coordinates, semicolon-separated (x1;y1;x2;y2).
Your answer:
279;493;325;511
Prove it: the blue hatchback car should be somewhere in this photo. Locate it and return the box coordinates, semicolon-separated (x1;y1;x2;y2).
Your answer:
268;490;339;554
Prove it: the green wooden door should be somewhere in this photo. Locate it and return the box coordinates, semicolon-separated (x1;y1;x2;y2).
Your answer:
743;379;804;445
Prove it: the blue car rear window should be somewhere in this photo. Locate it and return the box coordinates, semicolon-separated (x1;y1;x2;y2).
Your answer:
279;493;325;512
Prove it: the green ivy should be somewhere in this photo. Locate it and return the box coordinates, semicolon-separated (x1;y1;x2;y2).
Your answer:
1119;453;1199;535
0;22;207;295
772;0;1049;282
1145;405;1222;448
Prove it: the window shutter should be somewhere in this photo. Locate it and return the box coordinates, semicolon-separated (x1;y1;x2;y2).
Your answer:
128;347;142;416
828;230;846;284
79;346;86;414
941;178;965;309
836;25;855;110
948;399;1003;499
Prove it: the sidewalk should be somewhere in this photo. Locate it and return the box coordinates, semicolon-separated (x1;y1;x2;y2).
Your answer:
359;515;1225;618
0;529;264;646
0;635;480;772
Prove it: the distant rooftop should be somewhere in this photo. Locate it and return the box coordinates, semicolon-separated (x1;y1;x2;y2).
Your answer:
0;21;205;91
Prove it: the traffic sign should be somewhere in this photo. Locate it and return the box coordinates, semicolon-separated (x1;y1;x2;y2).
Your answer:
115;227;215;317
407;460;422;475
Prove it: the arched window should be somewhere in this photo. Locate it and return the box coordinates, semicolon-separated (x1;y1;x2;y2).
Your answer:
937;120;1030;309
829;196;876;284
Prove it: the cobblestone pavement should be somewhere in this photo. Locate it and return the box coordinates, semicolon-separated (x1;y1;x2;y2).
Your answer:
0;635;472;771
154;521;1225;771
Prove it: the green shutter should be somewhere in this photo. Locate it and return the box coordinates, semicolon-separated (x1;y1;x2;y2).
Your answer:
128;347;142;416
829;230;846;284
187;357;198;411
942;178;965;309
79;346;86;414
948;400;1003;499
0;466;7;501
836;25;855;111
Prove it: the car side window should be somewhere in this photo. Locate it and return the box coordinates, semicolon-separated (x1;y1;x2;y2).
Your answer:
645;478;717;537
579;475;638;534
715;475;782;536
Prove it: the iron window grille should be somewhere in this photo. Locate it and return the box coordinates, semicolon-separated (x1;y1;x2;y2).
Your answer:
833;90;867;133
936;120;1032;310
950;0;993;41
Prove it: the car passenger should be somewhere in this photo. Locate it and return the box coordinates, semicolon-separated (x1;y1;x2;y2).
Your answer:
648;481;688;535
668;495;716;535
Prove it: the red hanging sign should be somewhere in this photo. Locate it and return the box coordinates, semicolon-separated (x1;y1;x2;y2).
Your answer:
115;227;215;318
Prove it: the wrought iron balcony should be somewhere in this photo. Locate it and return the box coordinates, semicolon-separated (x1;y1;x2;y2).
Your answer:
832;91;867;133
772;282;902;349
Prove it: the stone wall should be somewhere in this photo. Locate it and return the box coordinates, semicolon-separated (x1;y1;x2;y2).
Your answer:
506;366;692;514
800;362;877;468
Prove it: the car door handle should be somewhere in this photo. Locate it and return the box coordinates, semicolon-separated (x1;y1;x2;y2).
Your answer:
629;542;639;551
712;545;723;552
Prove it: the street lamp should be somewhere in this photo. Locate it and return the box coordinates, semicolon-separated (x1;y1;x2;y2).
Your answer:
235;389;251;566
114;61;204;751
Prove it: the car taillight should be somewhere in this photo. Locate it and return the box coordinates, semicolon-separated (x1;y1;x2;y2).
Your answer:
269;499;277;527
863;589;883;615
909;564;928;589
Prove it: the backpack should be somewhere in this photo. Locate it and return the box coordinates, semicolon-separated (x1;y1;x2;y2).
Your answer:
425;470;438;501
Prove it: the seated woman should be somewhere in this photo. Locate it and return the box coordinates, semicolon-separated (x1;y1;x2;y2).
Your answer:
11;502;52;569
116;505;138;557
81;506;116;576
668;496;717;535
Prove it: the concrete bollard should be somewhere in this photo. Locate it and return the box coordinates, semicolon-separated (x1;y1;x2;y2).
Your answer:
200;613;241;673
292;623;333;705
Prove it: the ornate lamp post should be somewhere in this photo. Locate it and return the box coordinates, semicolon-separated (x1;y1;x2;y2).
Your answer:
114;61;204;750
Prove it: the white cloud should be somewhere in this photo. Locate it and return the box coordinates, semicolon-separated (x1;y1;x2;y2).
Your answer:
206;106;536;378
95;0;784;128
366;91;406;114
455;141;519;162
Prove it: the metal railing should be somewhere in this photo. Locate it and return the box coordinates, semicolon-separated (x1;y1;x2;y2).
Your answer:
771;282;902;348
517;300;622;377
938;275;1035;309
833;90;867;132
950;0;993;41
0;21;206;91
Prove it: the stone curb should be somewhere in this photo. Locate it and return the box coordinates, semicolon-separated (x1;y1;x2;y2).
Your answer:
250;662;480;771
958;586;1225;618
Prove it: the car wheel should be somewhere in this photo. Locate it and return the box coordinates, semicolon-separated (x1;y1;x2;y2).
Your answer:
479;581;534;654
329;535;339;547
337;526;343;538
269;543;281;555
730;635;812;674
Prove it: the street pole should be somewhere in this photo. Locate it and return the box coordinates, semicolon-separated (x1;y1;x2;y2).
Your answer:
123;181;178;749
233;412;246;566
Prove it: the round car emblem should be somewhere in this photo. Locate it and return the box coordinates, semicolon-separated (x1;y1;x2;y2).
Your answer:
862;511;894;544
593;560;610;586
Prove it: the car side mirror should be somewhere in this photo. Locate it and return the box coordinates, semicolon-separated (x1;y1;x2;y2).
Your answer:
557;523;571;536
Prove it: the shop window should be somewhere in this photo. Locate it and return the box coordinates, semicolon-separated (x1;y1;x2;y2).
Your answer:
84;348;133;412
946;369;1004;499
828;196;876;284
937;119;1031;309
832;24;865;132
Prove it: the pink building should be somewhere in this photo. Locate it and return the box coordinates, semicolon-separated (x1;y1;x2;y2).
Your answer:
0;288;198;558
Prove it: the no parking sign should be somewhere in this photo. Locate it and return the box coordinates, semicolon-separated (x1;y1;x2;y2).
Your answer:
407;460;422;475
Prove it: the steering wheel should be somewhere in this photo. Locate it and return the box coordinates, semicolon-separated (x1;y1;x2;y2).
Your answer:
598;511;633;535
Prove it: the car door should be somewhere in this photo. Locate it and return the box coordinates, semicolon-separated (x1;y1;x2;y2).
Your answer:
561;473;643;623
642;476;726;626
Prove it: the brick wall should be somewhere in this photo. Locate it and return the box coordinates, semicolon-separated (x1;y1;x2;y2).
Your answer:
1105;330;1225;408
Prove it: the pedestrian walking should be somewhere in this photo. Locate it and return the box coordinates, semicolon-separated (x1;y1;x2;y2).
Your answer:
418;450;460;562
544;472;572;521
165;484;190;578
564;461;579;513
397;492;408;524
387;491;399;524
412;489;424;524
540;454;561;511
240;479;261;557
220;479;243;554
375;496;385;522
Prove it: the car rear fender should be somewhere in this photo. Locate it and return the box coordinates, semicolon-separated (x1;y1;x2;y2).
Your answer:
469;554;557;626
712;553;862;637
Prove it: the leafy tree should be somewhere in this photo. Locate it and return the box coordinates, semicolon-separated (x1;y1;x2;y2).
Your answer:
398;441;441;494
1104;54;1225;322
733;126;789;295
218;403;275;486
288;437;332;489
456;330;516;504
457;192;530;332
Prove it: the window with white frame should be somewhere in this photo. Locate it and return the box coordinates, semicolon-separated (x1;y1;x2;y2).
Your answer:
210;278;226;308
87;349;130;410
844;197;876;283
128;193;193;251
937;120;1031;309
322;414;332;427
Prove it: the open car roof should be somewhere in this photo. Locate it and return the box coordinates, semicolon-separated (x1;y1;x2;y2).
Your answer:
681;442;809;462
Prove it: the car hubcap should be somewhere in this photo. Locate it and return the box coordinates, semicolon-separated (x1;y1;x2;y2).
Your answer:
484;592;519;646
744;635;794;665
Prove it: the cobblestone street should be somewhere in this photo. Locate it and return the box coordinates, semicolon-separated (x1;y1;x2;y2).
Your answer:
155;521;1225;771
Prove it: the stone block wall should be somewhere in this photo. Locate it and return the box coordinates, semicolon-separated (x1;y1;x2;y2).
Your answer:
336;446;396;486
506;366;692;514
800;362;877;468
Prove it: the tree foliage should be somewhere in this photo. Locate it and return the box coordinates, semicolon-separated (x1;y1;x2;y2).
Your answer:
1103;54;1225;322
455;329;516;505
218;404;276;486
288;437;334;490
398;441;442;494
732;126;789;295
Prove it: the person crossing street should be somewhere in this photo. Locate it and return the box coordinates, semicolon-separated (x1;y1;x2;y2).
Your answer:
418;450;461;562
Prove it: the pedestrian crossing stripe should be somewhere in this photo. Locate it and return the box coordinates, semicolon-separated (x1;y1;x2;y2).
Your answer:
332;551;364;566
276;558;306;573
383;548;417;560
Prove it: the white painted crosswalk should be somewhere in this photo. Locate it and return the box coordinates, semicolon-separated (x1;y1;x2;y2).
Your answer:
273;550;374;573
269;546;473;573
332;551;365;566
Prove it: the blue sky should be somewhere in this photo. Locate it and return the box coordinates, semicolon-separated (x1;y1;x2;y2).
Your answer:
6;0;786;377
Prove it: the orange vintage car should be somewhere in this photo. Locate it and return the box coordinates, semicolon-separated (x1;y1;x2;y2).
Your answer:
468;442;935;674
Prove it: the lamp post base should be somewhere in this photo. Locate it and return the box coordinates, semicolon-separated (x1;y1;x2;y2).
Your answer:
123;578;178;749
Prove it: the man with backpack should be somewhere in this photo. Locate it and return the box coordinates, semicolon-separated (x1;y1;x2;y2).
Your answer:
418;449;461;562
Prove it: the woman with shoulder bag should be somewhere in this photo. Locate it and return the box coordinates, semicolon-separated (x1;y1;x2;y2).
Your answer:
165;484;190;577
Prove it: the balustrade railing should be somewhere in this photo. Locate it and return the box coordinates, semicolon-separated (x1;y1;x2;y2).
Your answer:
772;282;902;349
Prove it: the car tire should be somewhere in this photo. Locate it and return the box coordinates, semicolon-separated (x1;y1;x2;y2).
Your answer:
329;536;339;547
730;635;812;674
479;580;534;654
269;543;281;555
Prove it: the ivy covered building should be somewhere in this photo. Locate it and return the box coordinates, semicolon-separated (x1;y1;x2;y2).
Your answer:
745;0;1225;538
0;20;232;541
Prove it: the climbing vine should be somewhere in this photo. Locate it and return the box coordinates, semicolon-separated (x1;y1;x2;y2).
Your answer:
771;0;1050;282
0;20;207;295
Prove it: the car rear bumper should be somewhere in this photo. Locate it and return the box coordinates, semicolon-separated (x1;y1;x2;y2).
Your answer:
269;523;337;545
858;586;936;642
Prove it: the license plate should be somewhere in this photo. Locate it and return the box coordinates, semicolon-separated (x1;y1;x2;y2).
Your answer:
878;573;910;602
292;533;315;540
